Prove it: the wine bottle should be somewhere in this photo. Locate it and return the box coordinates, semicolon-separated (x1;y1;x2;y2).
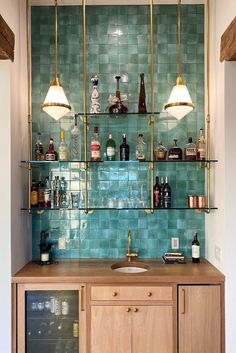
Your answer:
163;176;171;208
120;134;129;161
153;176;161;208
138;73;147;113
192;232;200;263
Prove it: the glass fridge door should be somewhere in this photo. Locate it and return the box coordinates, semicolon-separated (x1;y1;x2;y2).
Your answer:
25;290;79;353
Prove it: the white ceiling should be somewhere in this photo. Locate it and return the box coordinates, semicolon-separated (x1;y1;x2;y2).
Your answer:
30;0;205;5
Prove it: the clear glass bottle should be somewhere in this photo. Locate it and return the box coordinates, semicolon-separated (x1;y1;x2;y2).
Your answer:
155;141;167;160
197;128;206;160
168;139;183;160
136;133;146;161
58;130;68;161
90;75;101;114
153;176;161;208
120;133;129;161
184;137;197;160
35;133;44;161
44;176;51;208
91;126;102;161
60;177;69;208
45;138;57;161
71;114;81;161
106;134;116;161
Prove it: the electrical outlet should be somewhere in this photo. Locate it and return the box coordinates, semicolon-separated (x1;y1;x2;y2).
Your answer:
215;245;222;263
171;237;179;250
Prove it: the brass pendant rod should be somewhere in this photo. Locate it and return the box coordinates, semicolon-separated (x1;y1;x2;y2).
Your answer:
54;0;58;78
206;0;211;211
82;0;88;213
177;0;182;79
149;0;154;212
26;0;32;212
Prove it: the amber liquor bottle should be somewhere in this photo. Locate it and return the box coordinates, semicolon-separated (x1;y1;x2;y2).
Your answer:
45;138;57;161
138;73;147;113
168;139;183;160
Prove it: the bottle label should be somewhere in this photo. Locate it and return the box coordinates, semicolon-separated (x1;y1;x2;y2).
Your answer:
61;300;69;315
198;148;206;160
59;149;68;160
192;245;200;258
91;142;101;158
46;153;56;161
154;190;160;206
31;191;38;206
185;147;196;156
107;147;115;157
41;252;49;262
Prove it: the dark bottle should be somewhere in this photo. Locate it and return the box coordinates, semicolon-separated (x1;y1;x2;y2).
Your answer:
159;177;165;208
184;137;197;160
35;133;44;161
192;232;200;263
30;179;38;207
168;139;183;160
138;73;147;113
120;134;129;161
38;175;45;207
153;176;161;208
45;138;57;161
163;176;171;208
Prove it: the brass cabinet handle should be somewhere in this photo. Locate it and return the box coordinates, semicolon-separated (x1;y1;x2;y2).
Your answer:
133;308;138;312
80;285;85;312
147;292;152;297
126;308;131;312
180;288;185;314
112;292;118;297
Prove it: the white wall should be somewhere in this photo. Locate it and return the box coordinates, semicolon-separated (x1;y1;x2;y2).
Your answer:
206;1;236;353
0;0;31;352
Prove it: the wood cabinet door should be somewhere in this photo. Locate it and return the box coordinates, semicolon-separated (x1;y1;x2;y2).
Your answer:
91;306;132;353
178;285;221;353
132;305;174;353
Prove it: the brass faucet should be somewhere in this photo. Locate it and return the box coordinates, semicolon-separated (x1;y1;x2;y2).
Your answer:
126;230;139;262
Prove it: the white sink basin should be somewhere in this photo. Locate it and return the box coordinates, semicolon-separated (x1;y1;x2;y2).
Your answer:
111;261;150;273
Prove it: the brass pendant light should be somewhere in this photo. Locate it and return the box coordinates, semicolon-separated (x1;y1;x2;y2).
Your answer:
164;0;195;120
41;0;71;120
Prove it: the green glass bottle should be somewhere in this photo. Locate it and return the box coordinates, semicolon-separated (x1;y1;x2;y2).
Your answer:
106;134;116;161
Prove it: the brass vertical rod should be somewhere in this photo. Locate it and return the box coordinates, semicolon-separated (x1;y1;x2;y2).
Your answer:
206;0;211;211
26;0;32;212
82;0;88;212
177;0;182;78
54;0;58;78
150;0;154;212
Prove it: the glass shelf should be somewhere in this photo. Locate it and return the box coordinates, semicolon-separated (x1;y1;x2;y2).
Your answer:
21;207;218;211
21;159;218;164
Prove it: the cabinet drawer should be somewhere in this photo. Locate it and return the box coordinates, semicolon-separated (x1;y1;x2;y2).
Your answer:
91;286;172;301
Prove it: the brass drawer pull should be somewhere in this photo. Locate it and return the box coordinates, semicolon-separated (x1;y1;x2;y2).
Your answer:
147;292;152;297
112;292;118;297
126;308;131;312
133;308;138;312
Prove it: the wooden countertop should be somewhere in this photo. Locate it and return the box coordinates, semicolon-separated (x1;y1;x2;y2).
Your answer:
12;259;225;284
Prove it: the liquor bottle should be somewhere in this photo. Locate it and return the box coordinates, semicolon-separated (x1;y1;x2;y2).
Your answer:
44;177;51;208
45;138;57;161
192;232;200;263
58;130;68;161
159;177;165;208
136;134;146;161
138;73;147;113
54;176;60;208
38;175;45;207
163;176;171;208
197;128;206;160
120;134;129;161
30;179;38;207
153;176;161;208
60;177;69;208
91;126;102;161
184;137;197;160
90;75;101;114
168;139;183;160
71;114;81;161
35;133;44;161
106;134;116;161
155;141;167;161
109;75;128;114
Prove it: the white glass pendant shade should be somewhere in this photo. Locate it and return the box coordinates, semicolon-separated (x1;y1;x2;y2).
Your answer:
42;77;71;120
164;80;194;120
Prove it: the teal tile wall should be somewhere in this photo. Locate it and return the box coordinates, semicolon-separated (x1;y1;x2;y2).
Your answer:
31;4;205;260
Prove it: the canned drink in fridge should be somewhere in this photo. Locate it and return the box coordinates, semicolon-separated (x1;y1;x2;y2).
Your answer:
54;298;61;316
73;320;79;338
61;299;69;315
50;296;55;314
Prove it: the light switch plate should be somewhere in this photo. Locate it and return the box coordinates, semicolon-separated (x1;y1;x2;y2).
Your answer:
171;237;179;250
215;245;222;263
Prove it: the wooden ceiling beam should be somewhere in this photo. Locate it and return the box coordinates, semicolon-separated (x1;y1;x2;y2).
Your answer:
220;16;236;62
0;15;15;62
